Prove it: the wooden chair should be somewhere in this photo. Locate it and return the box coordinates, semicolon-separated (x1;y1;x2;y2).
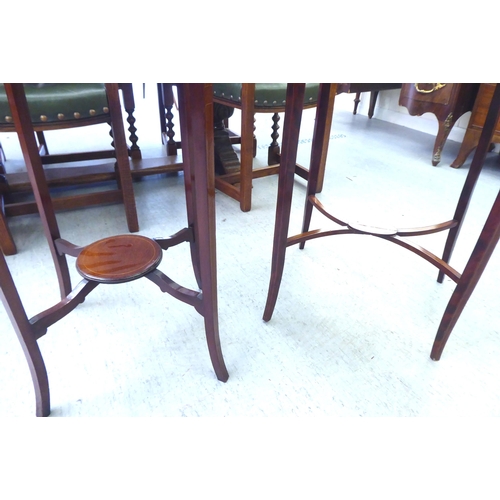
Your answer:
211;83;336;212
0;83;228;416
0;83;140;256
158;83;336;212
263;83;500;361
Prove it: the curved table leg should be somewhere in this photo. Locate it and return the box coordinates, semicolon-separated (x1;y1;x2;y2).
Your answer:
438;84;500;284
431;188;500;359
432;113;456;166
263;84;306;322
432;84;500;358
0;251;50;416
300;84;336;245
177;83;228;382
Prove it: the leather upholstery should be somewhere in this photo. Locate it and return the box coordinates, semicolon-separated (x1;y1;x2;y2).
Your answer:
212;83;320;109
0;83;109;125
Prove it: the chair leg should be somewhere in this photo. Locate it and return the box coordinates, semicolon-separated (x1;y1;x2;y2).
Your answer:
268;113;281;165
157;83;167;141
36;131;49;155
159;84;179;156
353;92;361;114
263;84;306;322
368;91;379;119
239;84;256;212
0;141;6;167
119;83;141;160
105;84;139;233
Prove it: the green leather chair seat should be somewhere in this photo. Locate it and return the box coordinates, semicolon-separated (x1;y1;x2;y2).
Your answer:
212;83;320;109
0;83;110;126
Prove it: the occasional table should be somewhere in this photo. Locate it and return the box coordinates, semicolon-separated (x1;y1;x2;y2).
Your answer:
0;83;228;416
264;83;500;361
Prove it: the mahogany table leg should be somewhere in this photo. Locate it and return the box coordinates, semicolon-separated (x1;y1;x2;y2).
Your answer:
438;84;500;284
300;84;336;244
0;217;50;417
263;84;306;322
177;83;228;382
1;83;227;417
431;84;500;359
431;188;500;360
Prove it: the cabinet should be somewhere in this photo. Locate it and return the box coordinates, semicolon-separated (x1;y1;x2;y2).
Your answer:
451;83;500;168
399;83;479;166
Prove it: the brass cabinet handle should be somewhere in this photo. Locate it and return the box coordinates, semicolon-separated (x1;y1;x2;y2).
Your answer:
415;83;446;94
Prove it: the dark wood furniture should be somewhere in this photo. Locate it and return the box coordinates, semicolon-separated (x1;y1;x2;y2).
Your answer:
399;83;480;166
336;83;402;118
211;83;336;212
157;83;248;173
0;83;140;256
263;83;500;361
157;83;181;156
159;84;336;212
451;83;500;168
0;84;189;257
0;83;228;417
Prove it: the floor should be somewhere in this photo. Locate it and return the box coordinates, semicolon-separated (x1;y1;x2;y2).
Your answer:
1;85;500;420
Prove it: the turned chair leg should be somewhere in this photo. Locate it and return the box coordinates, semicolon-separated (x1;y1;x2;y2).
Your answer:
105;84;139;234
119;83;141;160
268;112;281;165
